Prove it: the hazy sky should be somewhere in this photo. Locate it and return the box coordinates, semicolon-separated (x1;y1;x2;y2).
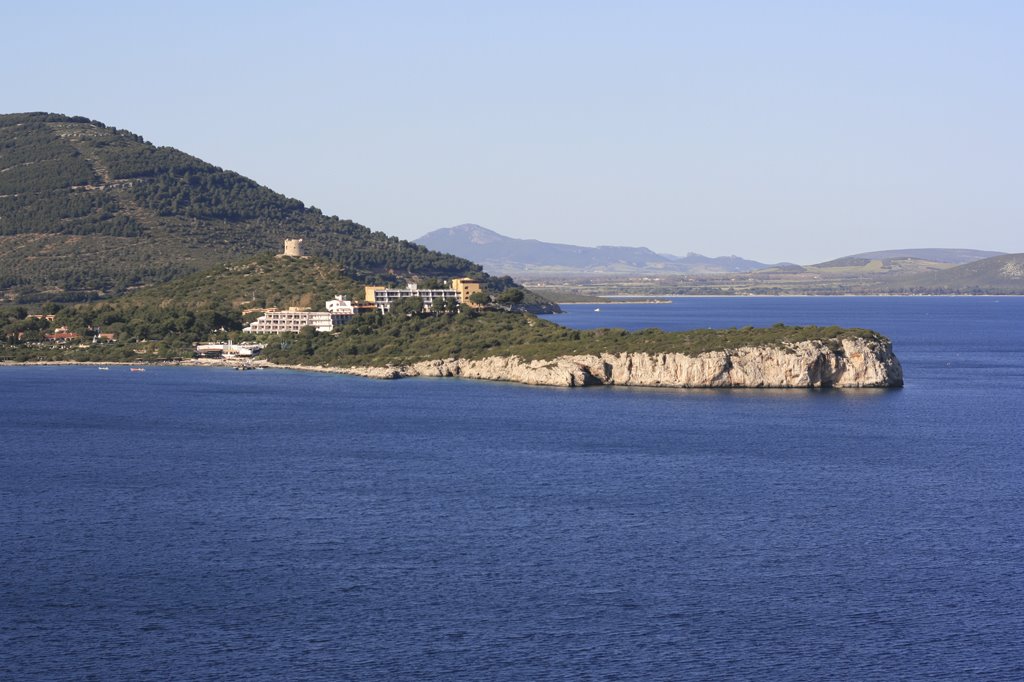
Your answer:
5;1;1022;263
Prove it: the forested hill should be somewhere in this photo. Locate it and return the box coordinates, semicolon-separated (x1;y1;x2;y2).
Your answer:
0;112;482;302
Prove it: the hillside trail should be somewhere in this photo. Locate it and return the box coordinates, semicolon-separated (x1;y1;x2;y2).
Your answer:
53;123;153;227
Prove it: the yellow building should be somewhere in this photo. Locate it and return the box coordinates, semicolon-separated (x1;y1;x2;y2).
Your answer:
450;278;483;304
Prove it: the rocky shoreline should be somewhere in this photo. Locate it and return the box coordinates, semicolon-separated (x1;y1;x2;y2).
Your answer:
3;338;903;389
331;337;903;389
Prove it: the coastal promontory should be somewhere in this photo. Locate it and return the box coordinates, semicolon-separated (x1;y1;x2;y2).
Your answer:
1;251;904;389
0;113;902;389
331;336;903;389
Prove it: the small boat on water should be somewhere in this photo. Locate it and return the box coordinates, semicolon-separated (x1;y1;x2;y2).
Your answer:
129;367;146;373
594;307;601;312
98;367;109;371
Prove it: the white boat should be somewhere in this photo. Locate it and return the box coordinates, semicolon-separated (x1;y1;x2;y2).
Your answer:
97;367;109;371
130;367;146;373
594;307;601;312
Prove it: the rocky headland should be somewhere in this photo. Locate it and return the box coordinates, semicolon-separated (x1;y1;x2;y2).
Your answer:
332;337;903;389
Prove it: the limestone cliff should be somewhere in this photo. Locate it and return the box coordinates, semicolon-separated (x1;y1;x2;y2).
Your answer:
337;337;903;388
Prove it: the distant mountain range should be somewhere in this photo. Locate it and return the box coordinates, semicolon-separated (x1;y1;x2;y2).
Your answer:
415;224;771;275
416;224;1022;295
414;224;1007;277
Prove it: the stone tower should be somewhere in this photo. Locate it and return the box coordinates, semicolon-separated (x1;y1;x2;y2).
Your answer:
283;238;304;257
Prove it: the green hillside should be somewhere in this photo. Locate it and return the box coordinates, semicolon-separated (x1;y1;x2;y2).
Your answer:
264;316;887;369
85;254;364;315
0;112;482;302
1;255;361;349
1;253;554;355
2;252;883;368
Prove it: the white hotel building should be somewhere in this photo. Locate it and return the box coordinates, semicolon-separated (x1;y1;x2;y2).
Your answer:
243;296;362;334
243;309;342;333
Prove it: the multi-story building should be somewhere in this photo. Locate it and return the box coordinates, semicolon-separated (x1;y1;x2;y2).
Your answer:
243;281;483;331
243;308;342;334
450;277;483;304
364;283;458;313
363;279;483;313
243;297;369;334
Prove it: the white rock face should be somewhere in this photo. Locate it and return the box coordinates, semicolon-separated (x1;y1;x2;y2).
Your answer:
338;337;903;389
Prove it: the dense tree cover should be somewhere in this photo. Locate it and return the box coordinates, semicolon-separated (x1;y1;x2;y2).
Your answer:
119;254;364;308
262;312;886;368
134;169;306;221
388;296;425;316
430;297;458;314
1;294;240;348
61;301;242;343
0;296;240;362
0;113;99;127
0;191;142;236
0;231;195;298
0;120;98;193
1;306;49;343
105;141;211;180
0;113;497;301
0;157;97;195
497;288;524;303
37;255;363;342
0;253;380;353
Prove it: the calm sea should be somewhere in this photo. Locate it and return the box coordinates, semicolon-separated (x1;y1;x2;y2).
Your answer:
2;297;1023;680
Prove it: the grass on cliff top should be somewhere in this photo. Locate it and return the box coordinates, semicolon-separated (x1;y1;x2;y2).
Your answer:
262;310;887;368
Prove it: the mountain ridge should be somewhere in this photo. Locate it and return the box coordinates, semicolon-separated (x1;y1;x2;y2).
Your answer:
415;224;770;275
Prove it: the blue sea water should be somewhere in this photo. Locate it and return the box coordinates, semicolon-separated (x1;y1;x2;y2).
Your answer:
2;297;1023;680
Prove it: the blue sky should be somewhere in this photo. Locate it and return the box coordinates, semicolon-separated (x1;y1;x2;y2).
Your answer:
5;1;1022;263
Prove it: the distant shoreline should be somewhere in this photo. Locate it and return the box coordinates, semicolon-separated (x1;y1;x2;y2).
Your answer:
549;293;1021;300
0;358;355;376
549;299;672;305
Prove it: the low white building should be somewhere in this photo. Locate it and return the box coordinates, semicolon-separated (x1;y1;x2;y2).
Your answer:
243;297;370;334
240;286;477;333
195;342;264;358
326;296;356;315
244;309;341;334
